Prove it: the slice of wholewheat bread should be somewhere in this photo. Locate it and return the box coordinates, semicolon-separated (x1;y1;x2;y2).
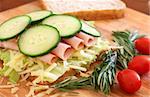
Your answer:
40;0;126;20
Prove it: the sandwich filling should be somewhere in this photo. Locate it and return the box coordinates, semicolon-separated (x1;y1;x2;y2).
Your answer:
0;11;111;96
0;37;109;85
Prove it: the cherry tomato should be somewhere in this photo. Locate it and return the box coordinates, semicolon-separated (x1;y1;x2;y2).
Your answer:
117;69;141;93
128;55;150;75
134;37;150;55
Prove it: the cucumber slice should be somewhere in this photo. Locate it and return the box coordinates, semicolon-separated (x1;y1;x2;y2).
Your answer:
18;24;60;57
26;10;52;22
42;15;81;38
0;15;31;41
81;21;100;37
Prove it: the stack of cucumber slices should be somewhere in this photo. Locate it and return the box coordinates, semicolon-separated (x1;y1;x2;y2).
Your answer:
0;10;101;57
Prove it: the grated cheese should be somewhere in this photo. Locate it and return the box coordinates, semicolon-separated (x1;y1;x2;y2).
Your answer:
32;77;41;85
85;49;97;55
69;65;87;71
0;77;5;84
63;60;69;68
33;93;46;97
79;71;90;77
45;88;55;95
15;94;19;97
31;70;58;80
20;73;30;82
45;63;57;72
19;65;42;75
34;85;49;90
0;84;18;88
26;81;33;86
4;67;13;76
6;53;25;67
25;86;35;97
80;50;93;59
11;87;19;94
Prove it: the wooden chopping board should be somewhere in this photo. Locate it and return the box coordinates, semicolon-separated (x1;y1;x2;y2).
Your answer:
0;1;150;97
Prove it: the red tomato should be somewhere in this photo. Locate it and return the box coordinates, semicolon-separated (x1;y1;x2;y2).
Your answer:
134;37;150;55
117;69;141;93
128;55;150;75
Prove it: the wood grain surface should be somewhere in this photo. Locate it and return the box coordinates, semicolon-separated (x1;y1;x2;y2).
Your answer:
0;1;150;97
0;0;34;12
122;0;150;14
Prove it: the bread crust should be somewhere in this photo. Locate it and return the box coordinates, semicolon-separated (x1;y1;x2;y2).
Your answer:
40;0;125;20
64;10;125;20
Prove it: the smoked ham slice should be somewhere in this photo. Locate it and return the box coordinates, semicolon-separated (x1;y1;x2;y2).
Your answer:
63;36;84;50
0;41;58;64
0;41;18;50
0;41;74;62
38;54;58;64
52;42;74;60
76;32;96;46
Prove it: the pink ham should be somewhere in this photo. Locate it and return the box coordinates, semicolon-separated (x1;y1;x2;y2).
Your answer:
76;32;96;46
38;53;58;64
0;41;58;64
0;41;18;50
52;42;74;60
62;36;84;50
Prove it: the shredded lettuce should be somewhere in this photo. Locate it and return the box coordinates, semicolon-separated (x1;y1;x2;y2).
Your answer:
8;69;20;84
0;66;9;76
67;38;109;69
0;50;36;83
0;49;10;64
0;66;19;83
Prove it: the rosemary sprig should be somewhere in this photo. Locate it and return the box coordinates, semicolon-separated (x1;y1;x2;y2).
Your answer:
51;77;91;92
52;51;117;94
112;30;142;70
91;51;117;94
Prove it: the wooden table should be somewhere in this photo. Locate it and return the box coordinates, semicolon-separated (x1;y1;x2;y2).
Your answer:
0;1;150;97
0;0;34;12
122;0;150;14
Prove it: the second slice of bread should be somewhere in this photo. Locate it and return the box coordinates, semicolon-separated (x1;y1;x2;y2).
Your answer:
40;0;126;20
